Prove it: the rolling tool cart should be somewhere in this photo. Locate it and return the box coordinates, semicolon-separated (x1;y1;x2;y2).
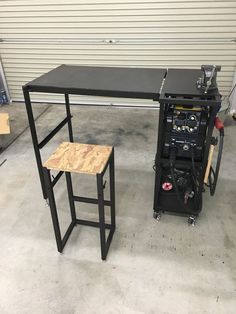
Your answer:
153;66;223;225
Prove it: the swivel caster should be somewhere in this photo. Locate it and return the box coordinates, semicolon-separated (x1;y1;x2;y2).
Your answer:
153;211;161;221
188;216;197;226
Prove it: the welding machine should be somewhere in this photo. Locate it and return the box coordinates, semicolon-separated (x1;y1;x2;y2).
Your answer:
153;66;224;225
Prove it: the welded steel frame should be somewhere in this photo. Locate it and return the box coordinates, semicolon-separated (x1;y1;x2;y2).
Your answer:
43;148;115;260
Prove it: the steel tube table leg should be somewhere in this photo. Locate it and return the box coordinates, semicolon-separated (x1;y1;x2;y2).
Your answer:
97;173;106;260
65;172;77;223
43;168;63;252
65;93;74;142
109;149;116;229
23;87;48;199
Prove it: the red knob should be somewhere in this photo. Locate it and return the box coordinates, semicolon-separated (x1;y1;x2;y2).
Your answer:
162;182;173;191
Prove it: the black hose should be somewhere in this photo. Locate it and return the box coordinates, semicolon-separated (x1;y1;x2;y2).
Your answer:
209;129;224;195
191;147;199;190
170;162;184;206
169;148;201;210
190;147;201;211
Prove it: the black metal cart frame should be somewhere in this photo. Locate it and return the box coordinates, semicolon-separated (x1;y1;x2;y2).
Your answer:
153;69;222;218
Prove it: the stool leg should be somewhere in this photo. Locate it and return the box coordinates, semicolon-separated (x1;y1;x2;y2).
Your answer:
109;149;116;229
97;173;106;260
65;172;77;223
43;168;63;252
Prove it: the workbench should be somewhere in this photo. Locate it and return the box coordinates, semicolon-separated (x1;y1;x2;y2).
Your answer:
23;65;166;199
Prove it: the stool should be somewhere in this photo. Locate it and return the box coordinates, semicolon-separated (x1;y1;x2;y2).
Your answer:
43;142;115;260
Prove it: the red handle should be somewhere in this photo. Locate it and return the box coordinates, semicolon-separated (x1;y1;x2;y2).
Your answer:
214;117;224;130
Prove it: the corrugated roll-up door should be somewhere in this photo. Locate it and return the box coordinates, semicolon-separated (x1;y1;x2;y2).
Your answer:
0;0;236;106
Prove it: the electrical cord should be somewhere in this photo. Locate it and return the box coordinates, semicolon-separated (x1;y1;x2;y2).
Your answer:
224;83;236;115
228;83;236;99
168;144;202;212
190;146;201;211
191;147;199;190
170;164;184;206
169;148;186;207
208;127;224;195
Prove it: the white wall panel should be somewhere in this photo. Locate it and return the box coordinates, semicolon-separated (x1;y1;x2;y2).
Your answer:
0;0;235;105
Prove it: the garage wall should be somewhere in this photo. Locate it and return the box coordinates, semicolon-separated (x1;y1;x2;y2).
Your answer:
0;0;236;105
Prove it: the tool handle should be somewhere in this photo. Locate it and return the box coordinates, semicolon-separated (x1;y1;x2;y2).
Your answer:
204;144;215;184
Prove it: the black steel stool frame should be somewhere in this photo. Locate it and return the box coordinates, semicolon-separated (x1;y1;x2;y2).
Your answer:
43;148;115;260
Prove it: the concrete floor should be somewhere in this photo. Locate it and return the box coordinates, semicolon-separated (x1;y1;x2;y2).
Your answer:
0;102;50;151
0;102;235;314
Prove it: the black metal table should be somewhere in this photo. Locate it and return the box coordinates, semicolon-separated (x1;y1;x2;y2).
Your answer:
23;64;167;199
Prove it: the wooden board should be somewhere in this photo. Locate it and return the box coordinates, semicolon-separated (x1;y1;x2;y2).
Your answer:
43;142;112;175
204;144;215;184
0;113;10;134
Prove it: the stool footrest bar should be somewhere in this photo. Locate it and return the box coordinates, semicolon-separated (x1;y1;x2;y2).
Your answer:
73;196;111;206
76;219;112;229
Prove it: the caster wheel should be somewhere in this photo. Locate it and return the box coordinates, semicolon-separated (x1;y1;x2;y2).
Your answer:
153;211;161;221
188;216;197;226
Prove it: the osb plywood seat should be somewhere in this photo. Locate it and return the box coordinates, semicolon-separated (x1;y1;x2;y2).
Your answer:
43;142;112;175
0;113;10;135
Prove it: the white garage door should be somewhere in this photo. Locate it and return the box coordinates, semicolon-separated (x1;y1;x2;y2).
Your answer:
0;0;236;106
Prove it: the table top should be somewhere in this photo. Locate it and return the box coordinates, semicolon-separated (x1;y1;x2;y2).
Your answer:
25;64;167;100
161;69;220;98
